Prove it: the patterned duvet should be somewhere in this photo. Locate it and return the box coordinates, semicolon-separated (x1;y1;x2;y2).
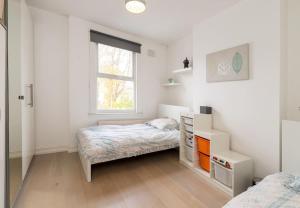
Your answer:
77;124;180;164
224;173;300;208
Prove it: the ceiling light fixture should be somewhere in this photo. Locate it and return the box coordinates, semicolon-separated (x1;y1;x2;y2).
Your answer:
125;0;146;14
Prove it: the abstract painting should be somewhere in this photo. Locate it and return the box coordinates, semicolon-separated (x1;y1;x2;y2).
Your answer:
206;44;249;82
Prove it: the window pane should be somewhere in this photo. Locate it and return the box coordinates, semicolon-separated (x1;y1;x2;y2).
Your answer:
97;77;135;110
98;44;133;77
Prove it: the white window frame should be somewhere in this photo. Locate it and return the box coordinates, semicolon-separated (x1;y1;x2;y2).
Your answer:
89;42;139;115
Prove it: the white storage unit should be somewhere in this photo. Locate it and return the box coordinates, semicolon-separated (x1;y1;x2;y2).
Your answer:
179;112;253;197
180;113;196;164
211;151;253;196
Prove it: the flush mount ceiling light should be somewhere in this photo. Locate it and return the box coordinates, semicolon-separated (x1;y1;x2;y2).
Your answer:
125;0;146;14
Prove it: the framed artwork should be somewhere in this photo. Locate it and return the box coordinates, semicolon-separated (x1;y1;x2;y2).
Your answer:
206;44;249;82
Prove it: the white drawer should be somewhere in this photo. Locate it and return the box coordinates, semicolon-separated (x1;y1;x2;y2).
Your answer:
185;132;193;139
185;137;193;147
185;145;194;162
183;117;193;125
184;124;193;133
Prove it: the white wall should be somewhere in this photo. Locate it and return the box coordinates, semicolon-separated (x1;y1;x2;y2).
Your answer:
68;16;168;150
286;0;300;121
193;0;282;177
31;8;70;154
31;9;168;152
165;35;193;108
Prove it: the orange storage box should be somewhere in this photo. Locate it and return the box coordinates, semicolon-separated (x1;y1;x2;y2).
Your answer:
198;152;210;172
196;136;210;156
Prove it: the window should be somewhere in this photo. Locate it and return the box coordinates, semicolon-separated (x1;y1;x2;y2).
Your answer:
89;30;141;114
96;43;136;112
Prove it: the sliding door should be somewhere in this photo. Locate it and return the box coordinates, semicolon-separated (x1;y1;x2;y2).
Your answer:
8;0;22;206
20;0;35;179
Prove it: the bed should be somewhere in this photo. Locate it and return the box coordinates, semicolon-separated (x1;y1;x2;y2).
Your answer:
224;120;300;208
224;173;300;208
77;104;189;182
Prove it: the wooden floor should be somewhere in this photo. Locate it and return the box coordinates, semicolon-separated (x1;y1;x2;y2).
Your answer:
15;150;230;208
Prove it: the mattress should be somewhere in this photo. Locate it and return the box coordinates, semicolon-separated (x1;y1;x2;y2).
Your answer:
224;173;300;208
77;124;180;164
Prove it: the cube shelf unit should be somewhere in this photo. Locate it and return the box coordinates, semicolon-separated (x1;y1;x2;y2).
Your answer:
179;112;253;197
193;130;230;178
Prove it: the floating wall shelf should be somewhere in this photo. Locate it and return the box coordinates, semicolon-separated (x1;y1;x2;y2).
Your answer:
161;83;182;87
172;67;193;74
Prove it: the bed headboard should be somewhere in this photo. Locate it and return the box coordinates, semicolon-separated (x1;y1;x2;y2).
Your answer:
158;104;190;123
282;120;300;175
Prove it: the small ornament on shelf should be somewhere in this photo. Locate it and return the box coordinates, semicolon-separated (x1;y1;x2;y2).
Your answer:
183;57;190;68
168;78;175;83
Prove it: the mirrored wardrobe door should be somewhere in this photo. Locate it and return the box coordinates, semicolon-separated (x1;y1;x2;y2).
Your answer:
8;0;22;206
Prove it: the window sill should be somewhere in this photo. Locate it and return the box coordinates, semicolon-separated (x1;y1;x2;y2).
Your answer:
88;112;143;116
88;112;144;121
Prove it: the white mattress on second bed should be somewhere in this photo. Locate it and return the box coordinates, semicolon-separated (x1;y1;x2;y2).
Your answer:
77;124;180;164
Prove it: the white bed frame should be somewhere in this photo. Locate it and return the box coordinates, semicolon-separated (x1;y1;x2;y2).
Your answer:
79;104;190;182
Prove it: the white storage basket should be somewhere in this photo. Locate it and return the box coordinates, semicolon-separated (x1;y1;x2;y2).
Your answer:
214;163;233;188
185;146;193;162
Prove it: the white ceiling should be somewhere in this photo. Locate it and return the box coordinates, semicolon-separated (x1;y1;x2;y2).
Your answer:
27;0;240;44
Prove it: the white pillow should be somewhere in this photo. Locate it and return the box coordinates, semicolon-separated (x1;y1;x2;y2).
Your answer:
146;118;178;130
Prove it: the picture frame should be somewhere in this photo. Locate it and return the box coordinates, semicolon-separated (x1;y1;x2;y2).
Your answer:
206;44;249;82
